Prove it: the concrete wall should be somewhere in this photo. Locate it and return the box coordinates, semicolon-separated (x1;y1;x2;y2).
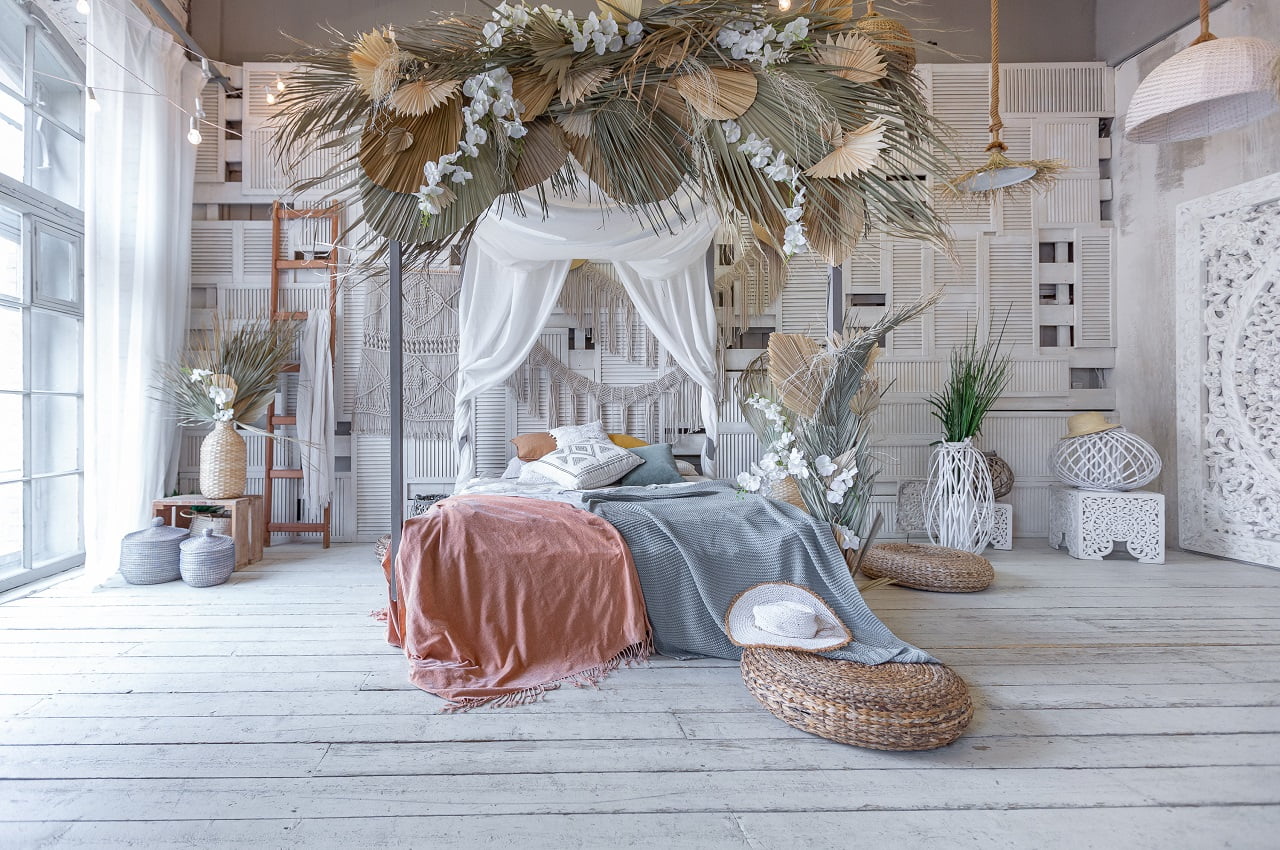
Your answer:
190;0;1097;65
1110;0;1280;543
1095;0;1229;65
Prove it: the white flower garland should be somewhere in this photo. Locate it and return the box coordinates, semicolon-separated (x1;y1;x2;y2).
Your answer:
715;17;810;68
417;3;646;217
720;121;809;256
738;394;859;516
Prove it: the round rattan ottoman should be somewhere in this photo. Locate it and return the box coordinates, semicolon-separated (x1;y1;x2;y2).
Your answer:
740;648;973;750
860;542;994;592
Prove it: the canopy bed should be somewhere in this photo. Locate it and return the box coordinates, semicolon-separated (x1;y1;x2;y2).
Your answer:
275;1;973;738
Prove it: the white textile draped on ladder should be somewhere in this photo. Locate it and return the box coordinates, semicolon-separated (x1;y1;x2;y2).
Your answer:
454;188;720;490
298;310;334;521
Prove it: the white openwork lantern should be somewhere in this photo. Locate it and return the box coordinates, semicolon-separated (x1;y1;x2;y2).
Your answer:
925;439;995;554
1050;427;1163;491
1125;1;1280;144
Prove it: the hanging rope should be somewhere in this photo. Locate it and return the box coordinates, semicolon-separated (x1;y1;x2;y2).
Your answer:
1192;0;1216;45
986;0;1006;152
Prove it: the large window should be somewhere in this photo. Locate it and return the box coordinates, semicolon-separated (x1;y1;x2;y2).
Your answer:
0;0;85;592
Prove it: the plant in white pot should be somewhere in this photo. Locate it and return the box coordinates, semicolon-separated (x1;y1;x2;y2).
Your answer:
160;318;298;499
925;326;1012;553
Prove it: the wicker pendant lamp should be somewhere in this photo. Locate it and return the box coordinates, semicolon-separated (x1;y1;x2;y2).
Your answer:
1125;0;1280;144
854;1;916;72
953;0;1062;196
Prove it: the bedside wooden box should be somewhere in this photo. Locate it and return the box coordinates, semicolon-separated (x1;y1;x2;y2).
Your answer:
152;495;265;569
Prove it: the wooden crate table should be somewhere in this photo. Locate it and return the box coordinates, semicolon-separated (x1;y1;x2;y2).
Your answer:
1049;487;1164;564
152;495;265;569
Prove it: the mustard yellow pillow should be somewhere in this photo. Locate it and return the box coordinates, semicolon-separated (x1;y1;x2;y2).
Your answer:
609;433;649;449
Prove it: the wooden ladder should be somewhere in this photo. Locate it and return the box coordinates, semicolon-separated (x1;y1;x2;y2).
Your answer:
263;201;340;548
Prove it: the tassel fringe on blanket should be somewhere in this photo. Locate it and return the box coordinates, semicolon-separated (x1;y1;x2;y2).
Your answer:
436;637;653;713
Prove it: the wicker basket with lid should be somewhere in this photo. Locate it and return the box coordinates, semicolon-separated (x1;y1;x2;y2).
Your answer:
179;528;236;588
119;518;188;585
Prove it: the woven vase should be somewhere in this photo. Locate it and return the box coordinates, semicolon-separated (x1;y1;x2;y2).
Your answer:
199;421;247;499
925;439;994;554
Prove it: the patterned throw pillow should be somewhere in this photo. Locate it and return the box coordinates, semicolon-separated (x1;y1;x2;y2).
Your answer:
550;420;611;448
524;441;644;489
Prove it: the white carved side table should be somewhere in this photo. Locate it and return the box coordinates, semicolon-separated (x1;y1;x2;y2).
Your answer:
1049;487;1165;564
989;503;1012;551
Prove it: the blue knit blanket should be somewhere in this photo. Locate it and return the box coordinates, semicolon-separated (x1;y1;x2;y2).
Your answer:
583;481;934;665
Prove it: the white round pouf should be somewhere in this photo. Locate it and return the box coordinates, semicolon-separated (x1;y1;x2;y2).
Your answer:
1050;427;1162;491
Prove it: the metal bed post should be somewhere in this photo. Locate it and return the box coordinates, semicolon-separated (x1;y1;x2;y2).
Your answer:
388;240;404;603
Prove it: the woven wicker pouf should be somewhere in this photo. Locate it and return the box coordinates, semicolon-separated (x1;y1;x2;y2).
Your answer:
860;542;995;592
740;648;973;750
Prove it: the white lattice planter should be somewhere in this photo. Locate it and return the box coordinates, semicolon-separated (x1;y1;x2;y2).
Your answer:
925;439;995;554
1049;487;1165;564
989;503;1012;551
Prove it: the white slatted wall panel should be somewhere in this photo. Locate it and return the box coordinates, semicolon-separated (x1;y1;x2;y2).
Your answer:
931;240;977;350
355;436;390;540
929;65;990;170
1001;64;1114;116
193;81;224;183
982;236;1035;348
777;252;828;334
888;240;925;355
1078;229;1115;347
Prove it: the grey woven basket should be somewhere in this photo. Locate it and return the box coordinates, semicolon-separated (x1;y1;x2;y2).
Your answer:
119;518;188;585
179;528;236;588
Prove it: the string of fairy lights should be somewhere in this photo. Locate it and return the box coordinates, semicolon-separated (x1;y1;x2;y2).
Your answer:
47;0;251;145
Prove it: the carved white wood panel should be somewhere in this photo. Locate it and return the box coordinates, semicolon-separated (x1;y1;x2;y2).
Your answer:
1176;171;1280;567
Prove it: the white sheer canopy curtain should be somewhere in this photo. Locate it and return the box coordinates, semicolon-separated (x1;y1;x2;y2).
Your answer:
453;189;720;490
84;2;199;585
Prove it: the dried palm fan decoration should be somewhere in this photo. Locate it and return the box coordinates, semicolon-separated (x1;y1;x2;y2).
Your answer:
1125;0;1280;144
952;0;1062;196
271;0;955;265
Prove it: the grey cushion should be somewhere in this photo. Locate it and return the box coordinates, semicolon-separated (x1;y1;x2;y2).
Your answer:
617;444;685;487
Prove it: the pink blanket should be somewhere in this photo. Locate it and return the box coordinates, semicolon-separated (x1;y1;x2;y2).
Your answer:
384;495;651;710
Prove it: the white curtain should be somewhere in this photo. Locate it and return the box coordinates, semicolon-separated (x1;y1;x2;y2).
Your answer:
83;3;199;584
454;188;720;489
298;310;335;521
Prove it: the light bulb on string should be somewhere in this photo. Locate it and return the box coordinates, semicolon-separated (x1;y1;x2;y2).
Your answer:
777;0;791;10
187;116;203;146
75;0;90;15
264;85;277;106
86;87;100;113
200;57;213;82
274;75;286;93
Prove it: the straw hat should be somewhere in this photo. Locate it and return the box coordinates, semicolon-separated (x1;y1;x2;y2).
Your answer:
1063;411;1121;439
726;583;852;653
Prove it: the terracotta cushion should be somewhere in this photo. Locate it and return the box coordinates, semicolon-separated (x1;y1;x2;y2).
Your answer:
511;432;557;461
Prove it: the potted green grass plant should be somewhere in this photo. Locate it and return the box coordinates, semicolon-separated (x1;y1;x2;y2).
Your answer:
924;323;1012;553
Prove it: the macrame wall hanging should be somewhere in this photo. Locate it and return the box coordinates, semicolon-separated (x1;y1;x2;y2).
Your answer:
506;342;700;444
714;213;786;345
557;264;662;368
353;268;461;439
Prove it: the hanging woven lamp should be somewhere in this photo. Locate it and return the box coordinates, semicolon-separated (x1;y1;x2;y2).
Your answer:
1125;0;1280;144
855;1;916;72
952;0;1062;196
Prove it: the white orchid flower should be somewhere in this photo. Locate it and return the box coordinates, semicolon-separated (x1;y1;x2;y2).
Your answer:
815;455;837;477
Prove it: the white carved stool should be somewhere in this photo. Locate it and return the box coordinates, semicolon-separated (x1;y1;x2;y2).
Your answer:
1049;487;1165;564
989;503;1012;551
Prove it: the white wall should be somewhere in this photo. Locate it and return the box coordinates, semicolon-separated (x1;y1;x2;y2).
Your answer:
1111;0;1280;542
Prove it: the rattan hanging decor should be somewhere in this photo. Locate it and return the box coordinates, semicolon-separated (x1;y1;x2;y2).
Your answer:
1126;0;1280;144
952;0;1062;196
271;1;955;265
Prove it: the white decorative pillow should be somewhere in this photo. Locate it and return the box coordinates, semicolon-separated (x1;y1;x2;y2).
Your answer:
501;458;526;479
517;463;557;485
550;420;610;448
675;459;698;476
525;441;644;489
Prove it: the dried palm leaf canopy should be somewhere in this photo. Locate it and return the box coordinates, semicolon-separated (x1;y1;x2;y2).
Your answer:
273;0;953;263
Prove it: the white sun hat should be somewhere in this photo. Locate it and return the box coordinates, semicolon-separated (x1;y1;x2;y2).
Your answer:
725;582;852;653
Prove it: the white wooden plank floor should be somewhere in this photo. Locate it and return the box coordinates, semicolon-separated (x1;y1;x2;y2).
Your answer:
2;541;1279;848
